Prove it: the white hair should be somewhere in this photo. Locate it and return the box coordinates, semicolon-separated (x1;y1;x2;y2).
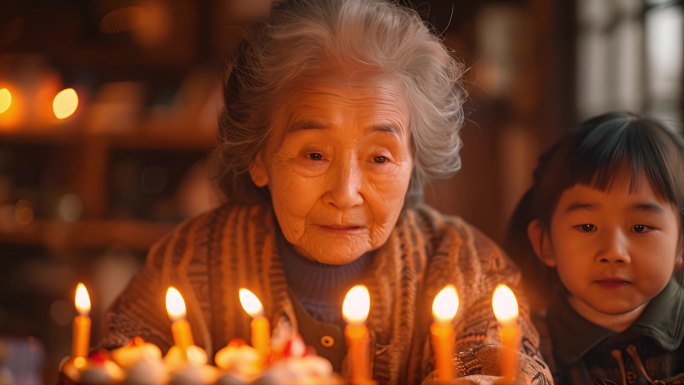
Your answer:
216;0;466;205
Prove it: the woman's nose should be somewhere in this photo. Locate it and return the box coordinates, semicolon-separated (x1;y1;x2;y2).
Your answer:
597;230;630;264
327;157;363;209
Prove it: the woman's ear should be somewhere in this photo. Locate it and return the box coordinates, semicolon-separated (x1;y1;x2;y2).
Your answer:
249;151;269;187
527;219;556;267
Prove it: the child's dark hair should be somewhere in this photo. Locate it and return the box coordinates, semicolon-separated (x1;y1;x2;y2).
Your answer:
505;111;684;309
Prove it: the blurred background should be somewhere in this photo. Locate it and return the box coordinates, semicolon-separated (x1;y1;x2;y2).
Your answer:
0;0;681;383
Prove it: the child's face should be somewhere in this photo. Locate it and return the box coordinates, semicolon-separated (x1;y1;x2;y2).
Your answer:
533;172;681;316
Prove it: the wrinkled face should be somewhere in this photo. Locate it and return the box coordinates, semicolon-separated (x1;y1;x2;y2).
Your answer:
539;173;681;316
249;72;414;264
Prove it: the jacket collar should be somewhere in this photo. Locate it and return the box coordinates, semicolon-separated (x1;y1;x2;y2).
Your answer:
548;278;684;365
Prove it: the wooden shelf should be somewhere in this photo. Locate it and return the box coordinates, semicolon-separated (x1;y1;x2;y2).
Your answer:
0;126;216;152
0;219;176;252
0;123;210;253
106;129;216;151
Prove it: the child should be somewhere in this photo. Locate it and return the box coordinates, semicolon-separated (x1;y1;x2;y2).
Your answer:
505;111;684;385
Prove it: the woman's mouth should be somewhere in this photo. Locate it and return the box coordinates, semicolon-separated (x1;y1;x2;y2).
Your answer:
319;224;365;233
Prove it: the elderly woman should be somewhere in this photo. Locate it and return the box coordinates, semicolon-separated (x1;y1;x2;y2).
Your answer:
102;0;550;384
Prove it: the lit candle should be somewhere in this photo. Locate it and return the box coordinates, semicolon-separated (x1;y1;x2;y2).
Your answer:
165;286;195;351
431;285;459;382
239;288;270;364
492;284;520;385
342;285;371;383
72;283;91;360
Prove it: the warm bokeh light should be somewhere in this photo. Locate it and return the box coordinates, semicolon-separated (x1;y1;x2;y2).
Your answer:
0;88;11;114
73;357;87;369
492;284;519;322
432;285;459;322
342;285;370;323
239;288;264;317
74;283;91;315
165;286;187;321
100;6;144;33
14;199;34;226
52;88;78;119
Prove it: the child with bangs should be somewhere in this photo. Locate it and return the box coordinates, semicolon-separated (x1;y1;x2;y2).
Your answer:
505;111;684;385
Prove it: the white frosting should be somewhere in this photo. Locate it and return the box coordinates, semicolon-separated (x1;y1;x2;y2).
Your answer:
215;373;249;385
112;342;162;369
164;345;208;372
168;363;217;385
214;343;261;380
124;355;169;385
77;368;112;385
77;361;124;385
169;364;204;385
253;356;339;385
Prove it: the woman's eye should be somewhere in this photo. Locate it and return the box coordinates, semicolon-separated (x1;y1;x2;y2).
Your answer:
632;224;653;233
575;224;596;232
305;152;324;161
373;156;388;164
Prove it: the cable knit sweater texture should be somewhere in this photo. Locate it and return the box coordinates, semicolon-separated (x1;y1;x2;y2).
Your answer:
101;203;552;385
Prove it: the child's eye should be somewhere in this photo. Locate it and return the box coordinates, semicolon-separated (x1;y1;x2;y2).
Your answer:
305;152;324;161
575;224;596;232
632;224;654;233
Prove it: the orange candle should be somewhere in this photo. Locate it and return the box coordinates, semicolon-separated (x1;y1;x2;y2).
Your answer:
72;283;91;360
492;284;520;385
239;288;270;363
342;285;371;383
165;286;195;351
431;285;459;382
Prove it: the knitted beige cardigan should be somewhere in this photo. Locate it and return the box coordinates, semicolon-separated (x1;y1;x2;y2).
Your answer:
102;203;551;385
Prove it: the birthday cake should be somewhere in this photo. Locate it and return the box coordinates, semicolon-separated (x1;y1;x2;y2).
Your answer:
60;285;370;385
59;332;345;385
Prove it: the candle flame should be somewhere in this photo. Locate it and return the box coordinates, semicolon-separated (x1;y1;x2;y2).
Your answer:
342;285;370;323
239;288;264;317
53;88;78;119
74;283;91;315
165;286;187;321
492;284;519;322
432;284;459;322
0;88;11;114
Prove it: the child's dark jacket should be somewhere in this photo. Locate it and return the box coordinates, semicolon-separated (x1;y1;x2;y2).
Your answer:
545;278;684;385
